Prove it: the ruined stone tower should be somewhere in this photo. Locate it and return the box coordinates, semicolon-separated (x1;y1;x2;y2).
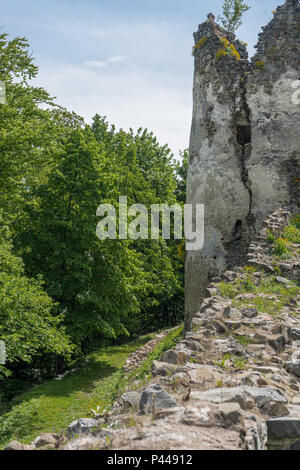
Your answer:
185;0;300;328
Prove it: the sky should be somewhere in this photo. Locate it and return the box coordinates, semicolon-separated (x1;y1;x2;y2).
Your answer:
2;0;281;156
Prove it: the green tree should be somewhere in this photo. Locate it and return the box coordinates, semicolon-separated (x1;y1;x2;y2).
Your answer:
92;116;184;333
0;214;72;378
17;129;144;347
175;150;189;204
0;34;83;220
218;0;251;33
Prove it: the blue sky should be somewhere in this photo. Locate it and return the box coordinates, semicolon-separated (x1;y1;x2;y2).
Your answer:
3;0;281;155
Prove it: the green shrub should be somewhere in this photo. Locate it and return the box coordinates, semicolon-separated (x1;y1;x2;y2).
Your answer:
283;217;300;244
266;230;276;245
273;238;292;258
293;215;300;230
0;399;41;445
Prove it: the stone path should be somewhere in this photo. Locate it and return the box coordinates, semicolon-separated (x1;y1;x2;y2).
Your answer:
6;208;300;450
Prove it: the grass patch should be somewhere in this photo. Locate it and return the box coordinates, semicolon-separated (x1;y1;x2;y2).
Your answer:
273;238;292;259
0;326;183;448
218;267;257;299
213;354;248;371
235;335;253;346
283;216;300;244
116;325;184;391
232;357;248;371
266;230;276;245
218;267;299;317
0;333;158;447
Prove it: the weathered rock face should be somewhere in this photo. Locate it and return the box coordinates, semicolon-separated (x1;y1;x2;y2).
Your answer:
185;0;300;328
247;0;300;227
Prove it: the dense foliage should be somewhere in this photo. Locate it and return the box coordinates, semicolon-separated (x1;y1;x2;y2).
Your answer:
0;33;186;389
0;215;72;380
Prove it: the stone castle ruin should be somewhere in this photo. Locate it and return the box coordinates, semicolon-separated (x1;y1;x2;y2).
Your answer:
185;0;300;328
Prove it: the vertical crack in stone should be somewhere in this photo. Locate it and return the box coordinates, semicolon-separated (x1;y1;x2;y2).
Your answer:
237;72;255;233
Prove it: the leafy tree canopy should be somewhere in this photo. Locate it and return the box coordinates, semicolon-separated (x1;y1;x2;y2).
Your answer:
0;214;72;378
218;0;251;33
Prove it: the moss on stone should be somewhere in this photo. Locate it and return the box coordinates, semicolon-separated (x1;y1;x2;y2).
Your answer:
216;39;240;61
192;37;207;56
216;49;228;60
254;60;265;70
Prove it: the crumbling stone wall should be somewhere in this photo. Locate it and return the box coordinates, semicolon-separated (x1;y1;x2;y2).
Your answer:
185;0;300;329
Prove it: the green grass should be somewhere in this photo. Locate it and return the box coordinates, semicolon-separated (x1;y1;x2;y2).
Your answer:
116;325;184;391
0;334;156;447
218;268;299;317
235;334;253;346
0;325;183;448
232;356;248;371
266;230;276;245
213;354;248;371
283;216;300;244
273;238;292;259
217;267;257;299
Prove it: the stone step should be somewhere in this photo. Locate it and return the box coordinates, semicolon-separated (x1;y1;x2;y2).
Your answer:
267;405;300;450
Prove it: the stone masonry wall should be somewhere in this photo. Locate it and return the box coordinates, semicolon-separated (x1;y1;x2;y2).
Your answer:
185;0;300;328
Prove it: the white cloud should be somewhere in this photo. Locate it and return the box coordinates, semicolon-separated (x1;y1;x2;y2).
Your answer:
85;60;107;69
108;56;127;63
33;19;193;154
34;60;192;155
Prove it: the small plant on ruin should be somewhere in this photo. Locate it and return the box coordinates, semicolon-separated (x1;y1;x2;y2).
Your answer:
254;60;265;70
241;267;256;292
90;405;103;419
283;216;300;244
266;230;276;245
273;238;292;259
214;353;232;369
235;334;253;346
189;356;198;364
218;0;251;34
216;39;241;60
232;356;248;371
293;215;300;230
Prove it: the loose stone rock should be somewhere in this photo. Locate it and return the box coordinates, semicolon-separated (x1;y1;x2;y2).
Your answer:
67;418;99;438
242;308;258;319
121;391;141;409
268;335;286;353
286;361;300;378
139;384;179;414
5;441;34;451
242;386;288;409
191;387;247;410
32;433;60;449
220;403;243;427
161;349;190;365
